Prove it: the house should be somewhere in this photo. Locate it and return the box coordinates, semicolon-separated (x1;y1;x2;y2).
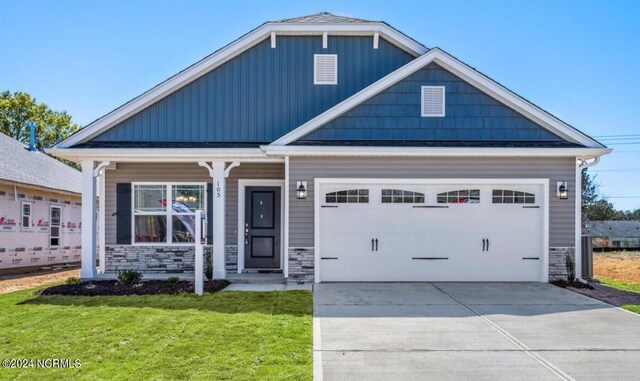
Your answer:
0;132;82;274
583;221;640;249
48;12;611;283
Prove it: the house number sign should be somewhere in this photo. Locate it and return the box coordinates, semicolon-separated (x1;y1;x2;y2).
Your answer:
216;181;221;198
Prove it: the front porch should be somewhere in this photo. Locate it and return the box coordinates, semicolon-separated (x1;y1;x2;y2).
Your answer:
78;159;307;282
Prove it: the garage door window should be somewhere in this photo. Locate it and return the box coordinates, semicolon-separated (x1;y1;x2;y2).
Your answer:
325;189;369;203
492;189;535;204
437;189;480;204
381;189;425;204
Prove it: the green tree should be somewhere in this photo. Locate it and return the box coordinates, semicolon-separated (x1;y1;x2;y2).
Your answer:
0;91;80;149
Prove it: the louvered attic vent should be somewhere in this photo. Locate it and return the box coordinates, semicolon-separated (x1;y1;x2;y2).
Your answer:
314;54;338;85
421;86;446;117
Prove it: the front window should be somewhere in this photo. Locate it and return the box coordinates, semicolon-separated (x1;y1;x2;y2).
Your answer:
133;183;205;244
21;202;32;230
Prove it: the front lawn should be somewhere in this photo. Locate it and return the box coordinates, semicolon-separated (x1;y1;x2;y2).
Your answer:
599;278;640;314
0;287;312;380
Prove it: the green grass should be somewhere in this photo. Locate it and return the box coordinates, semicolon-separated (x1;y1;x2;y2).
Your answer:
0;287;312;380
599;278;640;314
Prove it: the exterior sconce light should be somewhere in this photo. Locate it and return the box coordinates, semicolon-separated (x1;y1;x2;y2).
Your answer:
557;181;568;200
296;181;307;199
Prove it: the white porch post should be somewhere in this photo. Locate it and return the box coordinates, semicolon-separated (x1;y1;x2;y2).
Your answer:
98;169;106;273
575;158;583;280
199;161;227;279
80;161;97;279
212;162;226;279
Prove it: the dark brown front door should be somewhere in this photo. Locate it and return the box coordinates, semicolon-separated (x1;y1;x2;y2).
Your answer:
244;186;281;269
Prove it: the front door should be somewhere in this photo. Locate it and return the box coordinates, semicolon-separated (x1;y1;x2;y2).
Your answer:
244;186;281;269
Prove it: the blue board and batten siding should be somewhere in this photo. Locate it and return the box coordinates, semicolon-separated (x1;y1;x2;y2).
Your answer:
88;36;414;145
301;63;567;143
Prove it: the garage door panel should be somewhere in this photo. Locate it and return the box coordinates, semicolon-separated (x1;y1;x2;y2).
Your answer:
318;182;545;282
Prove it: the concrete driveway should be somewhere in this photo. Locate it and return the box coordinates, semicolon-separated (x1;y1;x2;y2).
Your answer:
313;283;640;381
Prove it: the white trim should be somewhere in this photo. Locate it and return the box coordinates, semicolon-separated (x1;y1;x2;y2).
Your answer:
272;48;604;148
314;54;338;85
322;32;328;49
284;156;290;278
131;182;207;246
263;145;612;158
98;170;106;273
54;22;426;148
313;178;550;283
46;147;272;162
20;201;32;231
420;85;446;117
237;179;285;273
373;32;379;49
270;32;276;48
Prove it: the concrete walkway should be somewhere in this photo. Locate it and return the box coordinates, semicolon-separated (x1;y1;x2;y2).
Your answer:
314;282;640;381
223;283;312;292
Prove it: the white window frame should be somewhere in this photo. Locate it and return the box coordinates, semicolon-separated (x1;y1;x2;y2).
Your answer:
314;54;338;85
50;204;61;247
21;201;32;230
131;182;207;246
421;85;446;117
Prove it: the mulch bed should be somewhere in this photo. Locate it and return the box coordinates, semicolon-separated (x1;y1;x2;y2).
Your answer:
553;280;640;307
38;279;230;296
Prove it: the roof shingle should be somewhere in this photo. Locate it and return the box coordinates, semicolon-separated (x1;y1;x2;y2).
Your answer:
276;12;376;24
0;132;81;194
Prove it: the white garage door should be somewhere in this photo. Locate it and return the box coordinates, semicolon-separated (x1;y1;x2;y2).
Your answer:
317;181;546;282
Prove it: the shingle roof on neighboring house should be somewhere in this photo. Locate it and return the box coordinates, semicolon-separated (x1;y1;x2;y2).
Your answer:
0;132;81;194
583;221;640;238
277;12;375;24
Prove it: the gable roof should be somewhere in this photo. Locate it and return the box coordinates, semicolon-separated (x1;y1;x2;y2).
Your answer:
583;221;640;238
0;133;81;194
271;48;606;148
54;13;428;149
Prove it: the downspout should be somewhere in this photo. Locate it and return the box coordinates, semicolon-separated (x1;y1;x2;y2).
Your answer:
575;156;601;282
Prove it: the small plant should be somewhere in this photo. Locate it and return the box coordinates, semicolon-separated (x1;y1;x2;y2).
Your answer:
167;276;180;283
565;249;576;283
117;269;143;285
65;277;82;285
205;251;213;281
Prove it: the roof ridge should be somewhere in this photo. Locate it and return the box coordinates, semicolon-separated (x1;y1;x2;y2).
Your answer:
275;12;376;24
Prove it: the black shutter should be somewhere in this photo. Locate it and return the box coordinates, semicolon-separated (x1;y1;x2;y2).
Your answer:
116;183;132;244
207;182;213;243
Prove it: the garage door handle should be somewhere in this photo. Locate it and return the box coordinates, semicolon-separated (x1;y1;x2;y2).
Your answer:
372;239;375;251
482;238;486;251
486;238;489;251
375;238;378;251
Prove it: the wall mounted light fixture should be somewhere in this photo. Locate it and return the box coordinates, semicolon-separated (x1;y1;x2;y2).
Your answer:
557;181;569;200
296;181;307;199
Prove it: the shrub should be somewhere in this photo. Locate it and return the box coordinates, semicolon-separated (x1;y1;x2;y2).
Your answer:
167;276;180;283
205;251;213;281
65;277;82;285
117;269;143;285
565;249;576;283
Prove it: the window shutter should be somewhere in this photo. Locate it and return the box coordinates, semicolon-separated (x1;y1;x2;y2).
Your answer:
116;183;132;244
207;183;213;244
421;86;445;117
314;54;338;85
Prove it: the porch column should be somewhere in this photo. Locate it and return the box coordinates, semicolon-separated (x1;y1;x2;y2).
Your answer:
212;162;226;279
200;161;227;279
80;161;97;279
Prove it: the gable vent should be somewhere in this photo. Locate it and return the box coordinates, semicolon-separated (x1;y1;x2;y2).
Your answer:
421;86;445;117
314;54;338;85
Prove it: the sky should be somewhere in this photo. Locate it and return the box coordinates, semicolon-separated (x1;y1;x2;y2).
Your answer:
1;0;639;209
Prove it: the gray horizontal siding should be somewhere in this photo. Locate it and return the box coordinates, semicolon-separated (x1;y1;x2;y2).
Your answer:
104;163;283;245
288;157;575;247
90;36;413;145
302;63;567;143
